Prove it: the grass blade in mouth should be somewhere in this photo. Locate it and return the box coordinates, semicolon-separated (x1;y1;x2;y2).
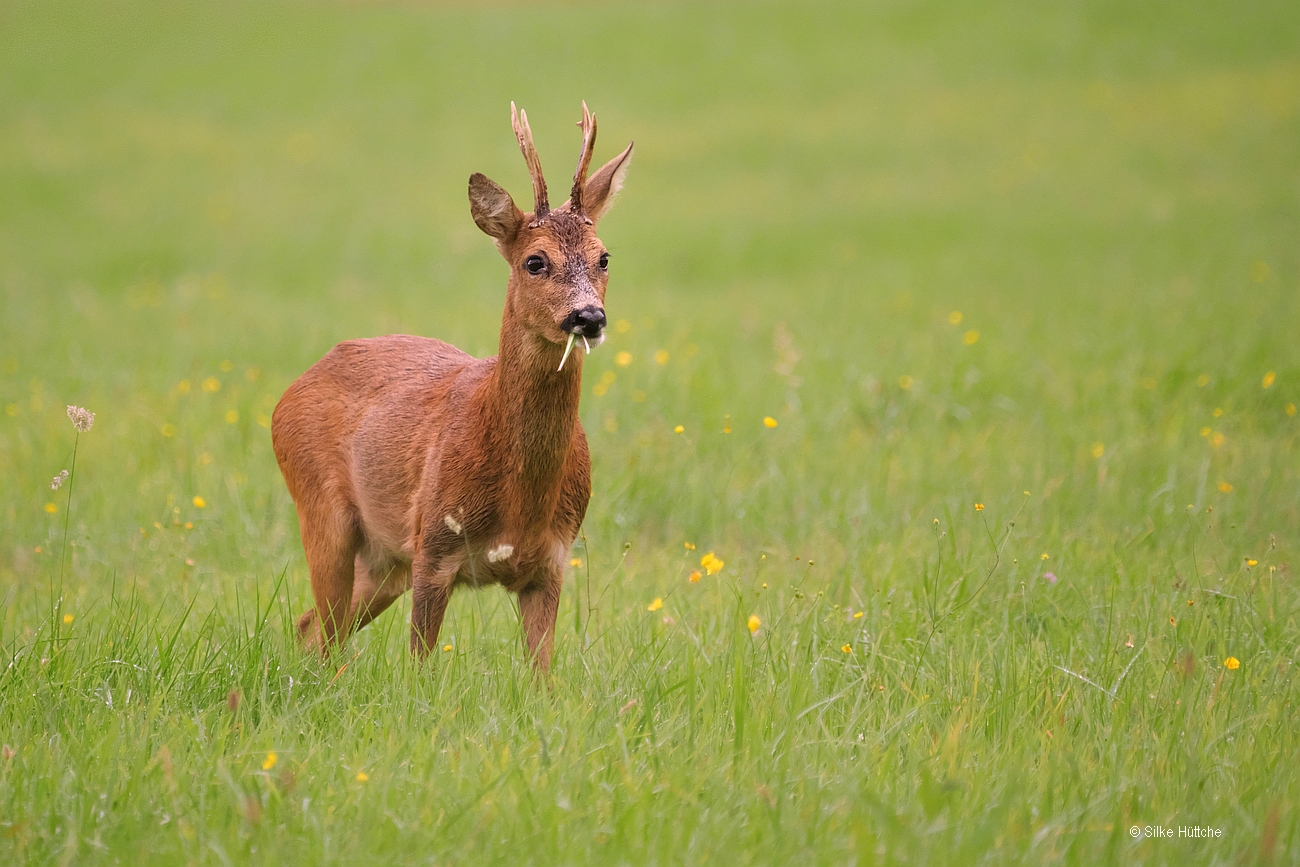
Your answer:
557;333;577;372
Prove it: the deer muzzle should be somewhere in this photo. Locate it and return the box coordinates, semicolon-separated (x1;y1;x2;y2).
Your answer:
562;306;606;340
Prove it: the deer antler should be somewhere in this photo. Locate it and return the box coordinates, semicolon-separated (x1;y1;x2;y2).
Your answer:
569;101;598;221
511;102;549;219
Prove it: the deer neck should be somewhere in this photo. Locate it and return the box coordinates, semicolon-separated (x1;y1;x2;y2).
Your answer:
483;311;583;525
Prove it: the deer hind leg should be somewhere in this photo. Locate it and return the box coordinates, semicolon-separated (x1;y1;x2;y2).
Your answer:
518;579;562;672
294;503;362;653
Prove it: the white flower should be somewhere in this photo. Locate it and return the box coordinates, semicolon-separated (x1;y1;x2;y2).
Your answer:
66;405;95;433
51;470;69;490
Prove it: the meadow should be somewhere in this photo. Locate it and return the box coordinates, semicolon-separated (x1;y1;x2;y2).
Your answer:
2;0;1299;863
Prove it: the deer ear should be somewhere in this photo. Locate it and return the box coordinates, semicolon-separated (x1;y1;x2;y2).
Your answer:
469;173;524;240
581;142;633;223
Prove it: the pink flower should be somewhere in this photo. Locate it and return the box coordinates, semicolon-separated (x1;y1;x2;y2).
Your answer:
1044;571;1058;584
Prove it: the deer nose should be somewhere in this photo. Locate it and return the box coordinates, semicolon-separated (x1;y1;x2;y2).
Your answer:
562;306;606;339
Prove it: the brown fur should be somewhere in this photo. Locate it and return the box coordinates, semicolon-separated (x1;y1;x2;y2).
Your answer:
272;104;633;670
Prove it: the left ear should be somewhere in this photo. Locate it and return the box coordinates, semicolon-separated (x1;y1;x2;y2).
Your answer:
582;142;633;224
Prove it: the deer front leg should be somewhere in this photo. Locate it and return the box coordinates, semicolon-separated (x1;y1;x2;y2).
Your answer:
409;550;464;660
518;579;562;672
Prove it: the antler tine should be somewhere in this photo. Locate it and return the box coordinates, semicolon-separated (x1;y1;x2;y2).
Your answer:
569;100;598;219
510;101;549;218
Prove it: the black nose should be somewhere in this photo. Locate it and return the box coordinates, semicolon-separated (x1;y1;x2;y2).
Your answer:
562;306;606;339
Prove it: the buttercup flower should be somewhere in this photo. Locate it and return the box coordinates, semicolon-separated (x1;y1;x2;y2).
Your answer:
700;552;724;575
647;597;663;612
747;615;761;634
1224;657;1240;670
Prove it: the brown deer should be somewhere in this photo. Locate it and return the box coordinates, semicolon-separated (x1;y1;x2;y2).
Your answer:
271;102;632;670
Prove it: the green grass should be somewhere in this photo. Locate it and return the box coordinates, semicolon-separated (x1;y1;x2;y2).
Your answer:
2;0;1299;862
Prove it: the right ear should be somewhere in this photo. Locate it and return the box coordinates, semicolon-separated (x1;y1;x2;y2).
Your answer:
468;173;524;241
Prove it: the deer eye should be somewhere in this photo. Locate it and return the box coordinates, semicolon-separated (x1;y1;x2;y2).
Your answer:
524;254;547;275
597;252;609;270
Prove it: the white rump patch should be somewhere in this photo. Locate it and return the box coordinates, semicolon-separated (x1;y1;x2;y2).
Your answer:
487;544;514;563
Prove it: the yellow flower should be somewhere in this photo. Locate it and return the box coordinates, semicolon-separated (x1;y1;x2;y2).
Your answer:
178;379;191;394
948;311;963;325
898;375;914;390
1210;432;1225;449
684;542;695;550
1224;657;1240;670
853;611;864;619
202;377;221;393
245;368;260;382
973;503;984;512
615;351;633;367
1287;403;1297;417
62;614;73;624
841;644;852;653
962;329;980;345
219;360;233;372
1199;426;1211;437
570;558;582;567
1217;481;1233;493
674;425;684;434
688;570;701;583
185;522;193;529
1262;371;1276;389
615;319;631;334
443;644;453;652
193;496;207;508
44;503;57;514
747;615;761;634
722;415;731;434
1245;559;1258;567
647;597;663;612
701;552;724;575
1091;442;1105;458
1041;553;1050;560
1169;616;1177;626
262;752;277;770
355;771;369;782
225;410;239;424
763;416;778;428
1197;373;1210;387
1212;407;1223;418
654;350;669;365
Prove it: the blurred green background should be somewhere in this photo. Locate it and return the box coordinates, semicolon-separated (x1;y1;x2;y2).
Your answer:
1;0;1298;863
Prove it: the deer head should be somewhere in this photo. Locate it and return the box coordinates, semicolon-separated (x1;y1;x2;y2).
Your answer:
468;102;633;362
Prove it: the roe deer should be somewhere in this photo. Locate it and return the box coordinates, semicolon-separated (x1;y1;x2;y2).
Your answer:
272;102;632;670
